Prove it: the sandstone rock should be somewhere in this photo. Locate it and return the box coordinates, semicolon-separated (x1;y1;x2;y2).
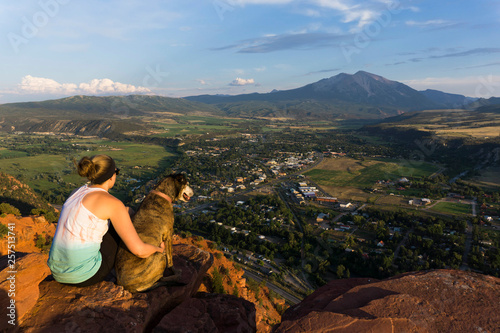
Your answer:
153;293;257;333
274;270;500;333
19;244;213;333
0;215;56;256
173;235;284;333
0;253;51;331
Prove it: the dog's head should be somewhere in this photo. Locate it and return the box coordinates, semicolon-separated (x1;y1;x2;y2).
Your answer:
155;173;194;202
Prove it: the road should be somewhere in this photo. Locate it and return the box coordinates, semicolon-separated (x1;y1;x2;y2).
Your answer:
392;227;414;265
243;269;302;305
460;219;474;271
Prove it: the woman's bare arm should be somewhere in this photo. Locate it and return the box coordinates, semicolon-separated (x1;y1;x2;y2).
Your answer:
104;196;164;258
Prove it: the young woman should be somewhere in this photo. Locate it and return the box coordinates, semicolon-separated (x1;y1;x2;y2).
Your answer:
47;154;164;287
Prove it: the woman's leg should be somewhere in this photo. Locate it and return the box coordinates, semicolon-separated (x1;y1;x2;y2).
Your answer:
72;224;120;287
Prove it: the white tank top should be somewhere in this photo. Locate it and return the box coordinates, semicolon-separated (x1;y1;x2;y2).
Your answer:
47;184;110;283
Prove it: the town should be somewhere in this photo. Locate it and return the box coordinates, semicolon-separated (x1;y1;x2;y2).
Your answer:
0;129;499;301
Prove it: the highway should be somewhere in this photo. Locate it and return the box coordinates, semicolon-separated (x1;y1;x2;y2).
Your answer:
242;269;303;305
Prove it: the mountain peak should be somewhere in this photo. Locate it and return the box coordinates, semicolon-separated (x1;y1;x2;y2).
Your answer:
353;70;394;84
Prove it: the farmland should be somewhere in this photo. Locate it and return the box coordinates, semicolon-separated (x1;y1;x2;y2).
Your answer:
304;157;439;201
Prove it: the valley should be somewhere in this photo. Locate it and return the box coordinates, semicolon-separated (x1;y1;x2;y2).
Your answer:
0;72;499;305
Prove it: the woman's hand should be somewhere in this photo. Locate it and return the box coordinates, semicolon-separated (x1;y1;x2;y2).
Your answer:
136;242;164;258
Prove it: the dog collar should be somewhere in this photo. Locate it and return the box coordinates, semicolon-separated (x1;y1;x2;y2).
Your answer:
150;190;173;203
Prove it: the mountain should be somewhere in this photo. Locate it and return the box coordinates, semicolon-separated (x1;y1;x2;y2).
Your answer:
465;96;500;110
0;72;490;123
420;89;477;108
0;94;222;119
186;71;473;119
0;95;223;137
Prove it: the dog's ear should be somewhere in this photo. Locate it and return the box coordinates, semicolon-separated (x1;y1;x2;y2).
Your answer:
173;173;187;185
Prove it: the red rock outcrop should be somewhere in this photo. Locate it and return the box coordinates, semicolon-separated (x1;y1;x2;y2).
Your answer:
0;253;51;331
0;214;56;255
173;235;285;332
12;244;213;332
274;270;500;333
154;293;257;332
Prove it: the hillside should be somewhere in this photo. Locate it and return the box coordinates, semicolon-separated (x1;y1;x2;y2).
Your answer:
420;89;477;108
362;104;500;140
0;95;221;119
173;235;286;332
0;172;58;219
0;95;222;137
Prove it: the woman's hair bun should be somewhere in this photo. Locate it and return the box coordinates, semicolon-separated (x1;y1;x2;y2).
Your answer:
77;156;97;180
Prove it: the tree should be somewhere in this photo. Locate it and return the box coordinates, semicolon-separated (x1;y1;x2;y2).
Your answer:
336;264;346;279
0;203;21;216
211;268;225;294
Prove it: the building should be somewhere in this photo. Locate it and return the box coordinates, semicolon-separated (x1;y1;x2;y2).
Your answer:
315;197;338;203
316;213;329;222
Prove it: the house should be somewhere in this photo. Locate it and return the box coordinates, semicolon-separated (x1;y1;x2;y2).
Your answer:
315;197;338;203
340;202;353;209
421;198;431;205
316;213;329;222
377;241;385;247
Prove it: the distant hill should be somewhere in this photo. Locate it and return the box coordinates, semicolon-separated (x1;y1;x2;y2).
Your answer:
0;95;222;137
420;89;477;108
0;95;222;119
465;96;500;110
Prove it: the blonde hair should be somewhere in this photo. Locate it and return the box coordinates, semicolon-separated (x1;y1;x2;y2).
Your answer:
76;155;115;184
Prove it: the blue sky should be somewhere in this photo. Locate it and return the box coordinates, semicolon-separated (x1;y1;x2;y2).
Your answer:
0;0;499;103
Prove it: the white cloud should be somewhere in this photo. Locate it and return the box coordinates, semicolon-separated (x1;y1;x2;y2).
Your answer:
229;77;255;86
405;19;453;28
225;0;399;31
18;75;151;96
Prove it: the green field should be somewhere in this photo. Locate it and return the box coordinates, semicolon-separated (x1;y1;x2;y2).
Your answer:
150;115;252;137
428;202;472;216
305;157;439;188
0;138;177;196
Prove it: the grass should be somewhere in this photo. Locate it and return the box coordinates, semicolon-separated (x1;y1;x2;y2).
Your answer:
148;115;254;137
0;139;177;194
305;157;439;189
467;167;500;190
429;202;471;216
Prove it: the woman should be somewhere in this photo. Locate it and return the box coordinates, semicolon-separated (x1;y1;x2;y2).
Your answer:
47;154;164;287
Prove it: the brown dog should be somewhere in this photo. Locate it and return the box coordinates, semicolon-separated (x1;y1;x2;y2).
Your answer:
115;174;193;292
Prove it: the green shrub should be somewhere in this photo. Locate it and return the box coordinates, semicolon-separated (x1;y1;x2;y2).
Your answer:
0;223;9;239
34;233;52;253
0;203;21;216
